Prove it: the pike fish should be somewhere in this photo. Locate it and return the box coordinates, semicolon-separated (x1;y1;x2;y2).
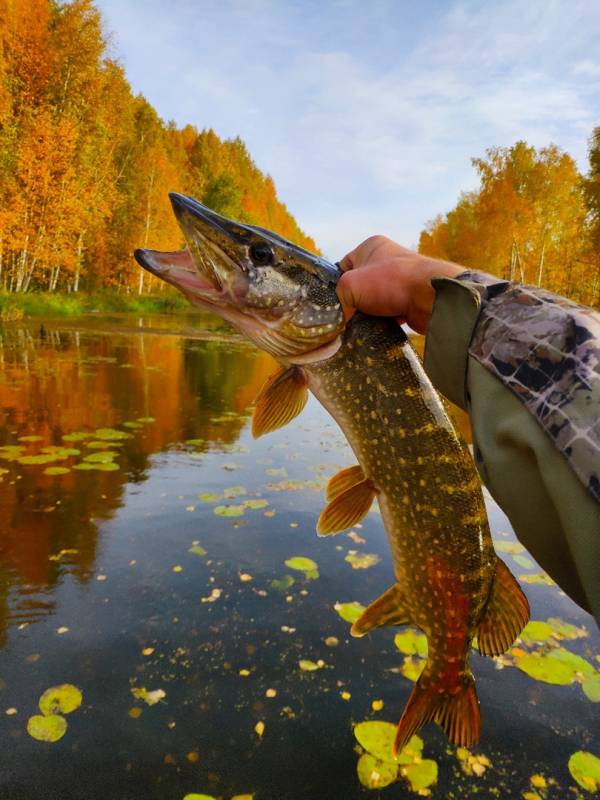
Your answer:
135;194;530;755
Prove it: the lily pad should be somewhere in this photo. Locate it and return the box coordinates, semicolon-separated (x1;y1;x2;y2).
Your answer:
271;575;295;592
188;545;207;557
334;601;366;624
493;540;524;554
394;629;428;657
83;451;119;463
198;492;221;502
18;434;44;442
284;556;319;579
513;554;535;570
62;432;92;442
399;656;426;682
520;621;554;643
582;673;600;702
223;485;247;499
402;759;438;791
547;618;587;640
354;721;398;762
244;498;269;510
73;462;120;472
214;504;245;517
515;648;593;685
18;454;58;465
39;684;82;715
27;713;67;742
299;659;322;671
131;687;166;706
344;552;380;570
182;795;217;800
43;466;71;476
568;751;600;791
356;753;398;789
185;439;204;446
137;417;155;423
94;428;131;441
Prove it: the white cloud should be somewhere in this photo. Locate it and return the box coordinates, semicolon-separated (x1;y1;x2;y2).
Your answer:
97;0;600;256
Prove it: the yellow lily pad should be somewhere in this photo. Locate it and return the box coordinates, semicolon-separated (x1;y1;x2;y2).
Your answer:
568;751;600;791
356;753;398;789
27;713;67;742
271;575;295;592
344;551;380;570
182;795;217;800
188;545;207;557
62;432;92;442
43;466;71;476
402;758;438;791
394;629;428;657
520;621;553;643
83;451;119;463
39;684;82;716
214;504;245;517
285;556;318;573
354;721;398;762
18;454;58;465
582;673;600;702
18;435;44;442
334;601;366;624
515;648;593;684
94;428;131;441
244;498;269;510
399;656;426;682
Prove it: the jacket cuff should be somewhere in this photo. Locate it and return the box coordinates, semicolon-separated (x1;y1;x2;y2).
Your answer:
423;275;483;409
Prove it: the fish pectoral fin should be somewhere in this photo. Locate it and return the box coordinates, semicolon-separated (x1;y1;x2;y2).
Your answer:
477;557;530;657
393;673;480;757
326;464;365;501
251;365;308;438
350;584;408;637
316;479;376;536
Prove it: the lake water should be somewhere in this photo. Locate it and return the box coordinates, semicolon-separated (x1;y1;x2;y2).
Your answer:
0;314;597;800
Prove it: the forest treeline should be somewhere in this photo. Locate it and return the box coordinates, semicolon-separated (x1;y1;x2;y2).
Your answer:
0;0;316;294
419;133;600;306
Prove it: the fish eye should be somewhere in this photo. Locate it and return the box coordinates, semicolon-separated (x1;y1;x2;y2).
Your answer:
249;242;273;266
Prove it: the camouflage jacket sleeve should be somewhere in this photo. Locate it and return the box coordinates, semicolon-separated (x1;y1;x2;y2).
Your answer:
424;271;600;626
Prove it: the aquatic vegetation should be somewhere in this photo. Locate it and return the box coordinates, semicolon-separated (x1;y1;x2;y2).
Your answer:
568;751;600;792
284;556;319;579
344;551;380;569
188;545;207;556
130;687;166;706
394;629;428;657
353;722;438;793
26;684;82;743
333;601;366;623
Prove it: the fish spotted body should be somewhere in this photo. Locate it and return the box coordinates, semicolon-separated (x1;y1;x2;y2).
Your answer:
135;193;529;755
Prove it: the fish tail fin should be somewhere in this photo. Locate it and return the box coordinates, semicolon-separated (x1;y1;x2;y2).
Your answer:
393;674;480;757
477;558;530;657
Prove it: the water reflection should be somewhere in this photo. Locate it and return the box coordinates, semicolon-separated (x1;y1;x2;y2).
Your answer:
0;316;276;636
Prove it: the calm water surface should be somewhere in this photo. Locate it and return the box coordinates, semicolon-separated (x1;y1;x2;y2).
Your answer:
0;314;597;800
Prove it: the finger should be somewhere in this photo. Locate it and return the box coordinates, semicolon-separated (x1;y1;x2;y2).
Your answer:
337;262;409;319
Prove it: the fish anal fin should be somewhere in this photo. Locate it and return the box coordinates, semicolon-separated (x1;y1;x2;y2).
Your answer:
477;557;530;657
326;464;365;501
393;674;480;757
252;365;308;438
316;479;376;536
351;584;408;637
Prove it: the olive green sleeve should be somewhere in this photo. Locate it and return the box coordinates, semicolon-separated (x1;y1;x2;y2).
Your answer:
424;275;600;626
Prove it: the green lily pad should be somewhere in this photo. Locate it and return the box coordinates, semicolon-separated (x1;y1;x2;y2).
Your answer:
137;417;155;423
520;573;555;586
394;629;428;657
27;713;67;742
284;556;319;579
344;552;380;569
402;759;438;791
395;734;424;765
83;451;119;463
185;439;204;446
547;618;587;639
40;446;80;457
515;648;593;685
123;421;142;429
266;467;288;477
62;432;92;442
18;435;44;442
213;504;245;517
39;684;82;715
356;753;398;789
182;795;217;800
18;454;59;465
271;575;295;592
73;462;120;472
513;554;535;570
493;540;524;554
198;492;221;502
582;673;600;702
188;545;207;557
520;621;554;643
86;441;123;449
43;466;71;476
354;721;398;762
244;498;269;510
222;486;247;499
333;601;365;624
399;656;426;682
94;428;131;441
568;751;600;792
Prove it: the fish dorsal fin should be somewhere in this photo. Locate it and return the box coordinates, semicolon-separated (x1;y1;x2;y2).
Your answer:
350;584;409;637
326;464;365;501
316;479;376;536
252;365;308;438
477;558;530;656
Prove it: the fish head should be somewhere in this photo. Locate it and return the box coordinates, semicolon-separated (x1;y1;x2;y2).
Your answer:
135;193;344;360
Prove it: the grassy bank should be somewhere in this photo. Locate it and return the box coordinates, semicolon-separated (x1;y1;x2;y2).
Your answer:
0;291;190;320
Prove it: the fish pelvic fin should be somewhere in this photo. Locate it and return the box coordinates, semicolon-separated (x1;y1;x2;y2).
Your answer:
350;584;408;637
477;557;530;657
316;478;376;536
326;464;365;501
251;365;308;438
393;673;480;757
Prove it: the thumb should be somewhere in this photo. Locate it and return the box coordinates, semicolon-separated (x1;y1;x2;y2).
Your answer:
337;262;408;319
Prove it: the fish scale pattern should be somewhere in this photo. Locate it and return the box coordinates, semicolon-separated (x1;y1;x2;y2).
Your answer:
459;271;600;504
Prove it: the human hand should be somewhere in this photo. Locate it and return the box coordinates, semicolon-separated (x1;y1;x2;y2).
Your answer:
336;236;464;335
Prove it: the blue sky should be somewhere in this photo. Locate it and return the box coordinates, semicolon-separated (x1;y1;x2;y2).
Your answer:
96;0;600;259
